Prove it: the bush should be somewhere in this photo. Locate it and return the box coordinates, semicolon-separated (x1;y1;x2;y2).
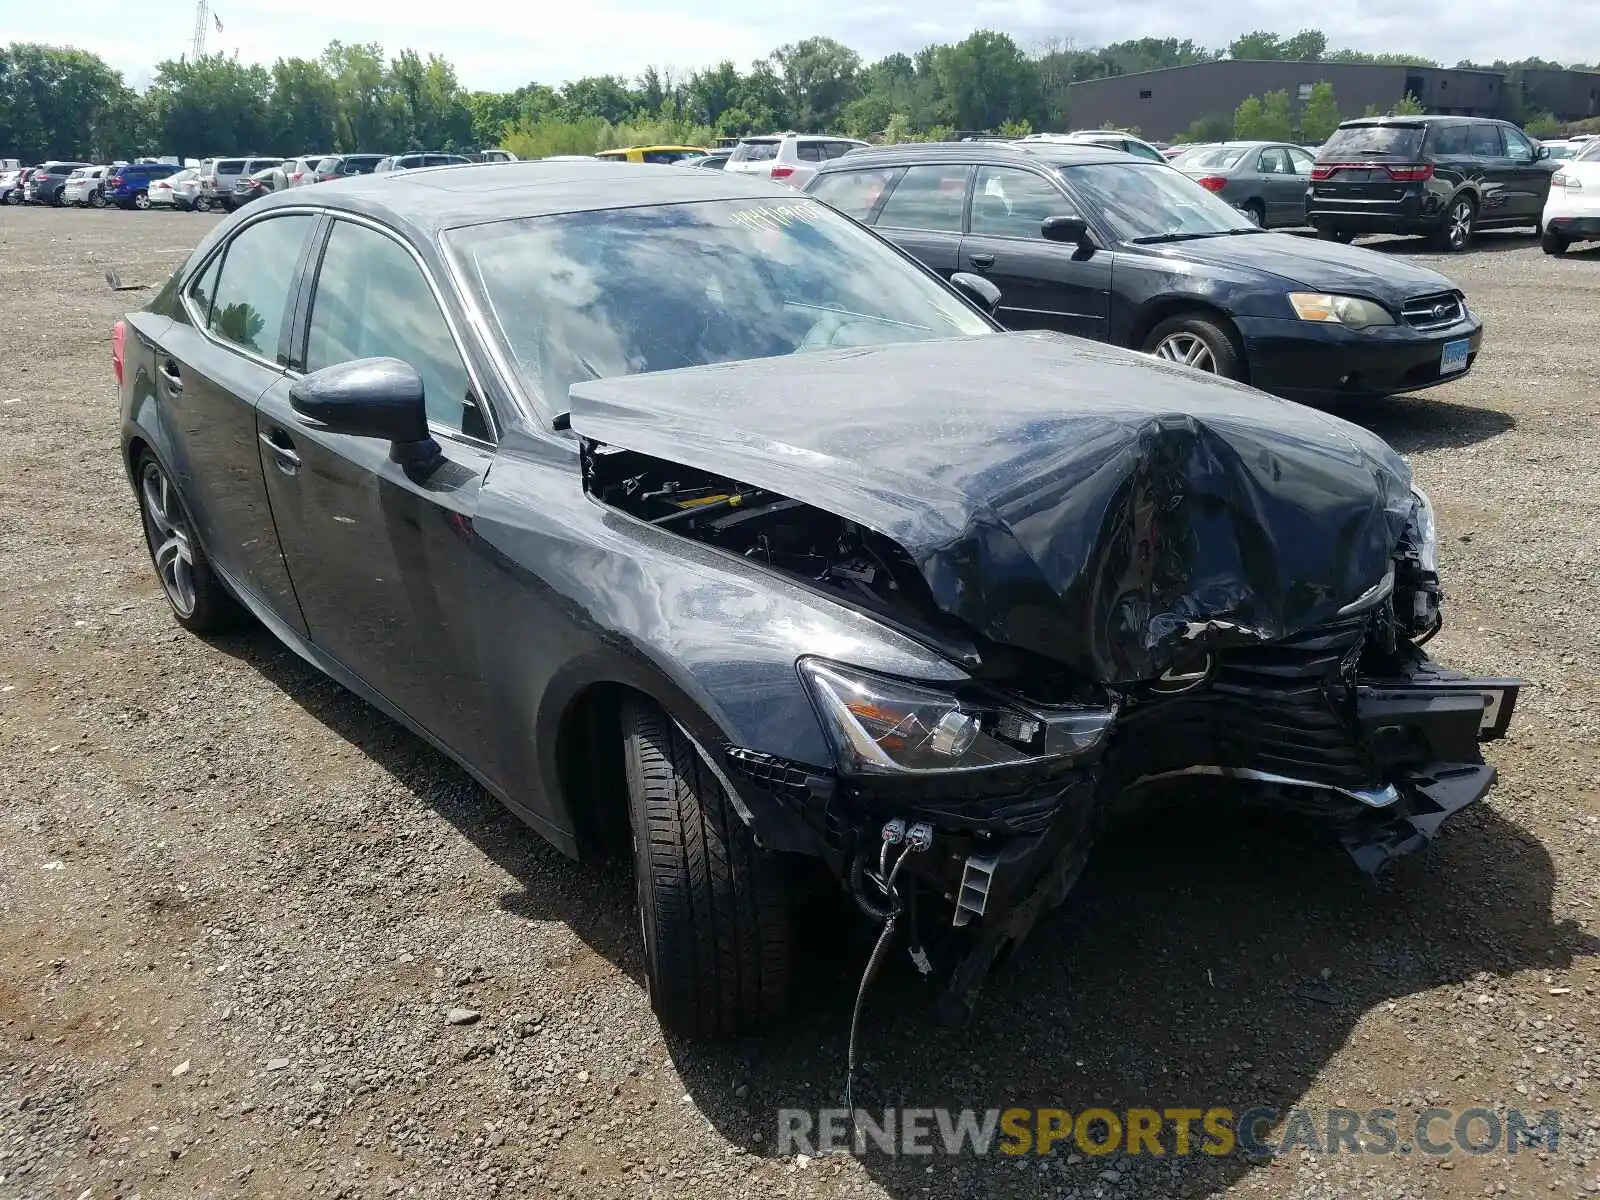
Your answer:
502;116;716;159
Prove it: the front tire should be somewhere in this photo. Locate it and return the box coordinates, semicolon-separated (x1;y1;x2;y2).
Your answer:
1316;226;1355;244
135;452;243;633
623;699;790;1037
1243;199;1265;227
1541;229;1569;256
1432;196;1476;251
194;195;211;213
1142;313;1246;380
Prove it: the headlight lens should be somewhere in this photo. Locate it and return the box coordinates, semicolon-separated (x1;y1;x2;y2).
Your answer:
1287;292;1396;329
798;658;1114;776
1409;486;1438;573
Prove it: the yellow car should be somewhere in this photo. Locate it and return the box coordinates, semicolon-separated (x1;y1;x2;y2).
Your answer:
595;146;708;164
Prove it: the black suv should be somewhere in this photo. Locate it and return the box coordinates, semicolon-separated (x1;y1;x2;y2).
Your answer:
1306;115;1555;250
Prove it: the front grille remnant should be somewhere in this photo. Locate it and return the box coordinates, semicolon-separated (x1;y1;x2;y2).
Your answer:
1112;619;1377;790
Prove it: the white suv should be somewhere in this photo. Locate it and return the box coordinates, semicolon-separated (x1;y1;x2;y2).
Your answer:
724;132;871;189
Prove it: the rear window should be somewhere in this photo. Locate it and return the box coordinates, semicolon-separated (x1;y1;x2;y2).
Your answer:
216;159;247;173
731;140;779;163
250;158;283;169
1177;146;1249;168
1319;124;1425;159
344;156;384;173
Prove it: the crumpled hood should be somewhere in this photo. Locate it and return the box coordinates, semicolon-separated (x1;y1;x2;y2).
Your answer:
568;331;1417;684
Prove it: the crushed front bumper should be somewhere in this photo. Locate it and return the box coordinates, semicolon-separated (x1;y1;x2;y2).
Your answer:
723;639;1521;1019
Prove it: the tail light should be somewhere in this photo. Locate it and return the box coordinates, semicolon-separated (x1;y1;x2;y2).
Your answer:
1384;163;1434;182
1310;165;1336;180
1194;175;1227;192
108;175;123;188
770;165;796;181
201;175;215;188
112;320;126;389
289;171;303;182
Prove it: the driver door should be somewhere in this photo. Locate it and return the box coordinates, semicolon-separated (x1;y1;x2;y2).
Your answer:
959;164;1111;341
257;215;498;756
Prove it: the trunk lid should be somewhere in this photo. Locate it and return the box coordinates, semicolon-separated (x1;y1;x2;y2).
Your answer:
568;332;1417;684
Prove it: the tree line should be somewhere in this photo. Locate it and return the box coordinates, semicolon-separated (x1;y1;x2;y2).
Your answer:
2;30;1596;164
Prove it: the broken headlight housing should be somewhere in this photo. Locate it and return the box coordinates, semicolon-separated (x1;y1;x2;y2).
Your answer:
1408;486;1438;573
798;658;1114;777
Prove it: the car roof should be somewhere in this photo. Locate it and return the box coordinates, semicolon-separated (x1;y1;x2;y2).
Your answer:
819;141;1143;170
247;159;809;237
1336;114;1496;127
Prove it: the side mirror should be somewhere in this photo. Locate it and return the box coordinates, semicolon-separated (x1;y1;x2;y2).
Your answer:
1041;215;1092;247
1536;145;1551;160
949;271;1001;315
290;357;441;472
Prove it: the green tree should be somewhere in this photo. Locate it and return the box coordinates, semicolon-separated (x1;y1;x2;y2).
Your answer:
322;41;398;152
1394;92;1426;115
1177;113;1235;143
0;43;136;161
1229;31;1284;60
1299;81;1341;142
1233;94;1267;138
1280;29;1329;60
771;36;861;130
268;57;339;152
1525;111;1561;137
146;53;273;159
930;31;1038;131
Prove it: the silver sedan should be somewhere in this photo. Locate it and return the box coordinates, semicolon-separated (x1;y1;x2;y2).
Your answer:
1169;141;1318;228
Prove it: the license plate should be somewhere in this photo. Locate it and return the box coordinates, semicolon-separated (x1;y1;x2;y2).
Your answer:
1440;339;1470;375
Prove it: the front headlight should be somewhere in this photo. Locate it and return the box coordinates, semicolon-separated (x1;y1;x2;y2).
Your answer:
798;658;1114;777
1287;292;1396;329
1409;485;1438;573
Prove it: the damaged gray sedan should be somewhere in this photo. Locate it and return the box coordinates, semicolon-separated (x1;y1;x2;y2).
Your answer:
117;162;1520;1038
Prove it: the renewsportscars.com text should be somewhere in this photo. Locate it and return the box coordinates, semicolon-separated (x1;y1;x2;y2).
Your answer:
778;1106;1562;1158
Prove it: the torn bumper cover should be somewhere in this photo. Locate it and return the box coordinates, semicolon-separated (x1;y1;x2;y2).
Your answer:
726;646;1521;1018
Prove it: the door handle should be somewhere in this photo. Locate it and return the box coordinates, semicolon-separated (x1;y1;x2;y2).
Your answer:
160;359;183;393
968;253;996;269
259;429;301;475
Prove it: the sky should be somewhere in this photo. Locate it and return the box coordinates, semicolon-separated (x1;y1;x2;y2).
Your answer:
10;0;1600;92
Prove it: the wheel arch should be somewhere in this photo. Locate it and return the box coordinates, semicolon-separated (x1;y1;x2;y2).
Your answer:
1126;298;1250;384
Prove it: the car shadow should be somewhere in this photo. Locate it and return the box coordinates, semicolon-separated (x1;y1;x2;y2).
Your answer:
1310;392;1516;455
1356;230;1541;256
202;625;1593;1196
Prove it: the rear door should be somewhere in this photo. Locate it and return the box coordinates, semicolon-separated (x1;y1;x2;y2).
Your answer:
1255;147;1303;225
256;215;497;751
960;163;1110;340
1497;125;1553;221
868;162;972;278
153;211;321;634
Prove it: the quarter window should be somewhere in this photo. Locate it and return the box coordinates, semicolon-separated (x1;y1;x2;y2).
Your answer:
874;164;971;233
201;214;316;360
971;167;1072;239
305;220;484;439
808;167;901;221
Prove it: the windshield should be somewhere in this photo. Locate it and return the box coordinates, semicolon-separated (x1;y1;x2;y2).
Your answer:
445;197;993;415
1543;143;1575;160
1174;145;1249;169
1320;124;1424;158
1574;139;1600;163
1058;162;1258;243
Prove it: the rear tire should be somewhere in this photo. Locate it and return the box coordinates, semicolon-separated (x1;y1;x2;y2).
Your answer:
134;451;244;634
1541;230;1569;256
131;189;150;211
89;189;107;209
1316;226;1355;244
1431;196;1476;251
194;195;211;213
1142;312;1246;381
622;698;790;1037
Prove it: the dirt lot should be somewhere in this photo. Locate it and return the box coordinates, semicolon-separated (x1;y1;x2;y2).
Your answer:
0;203;1597;1200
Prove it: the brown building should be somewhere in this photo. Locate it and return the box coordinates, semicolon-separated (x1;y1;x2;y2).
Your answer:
1065;60;1522;141
1519;67;1600;122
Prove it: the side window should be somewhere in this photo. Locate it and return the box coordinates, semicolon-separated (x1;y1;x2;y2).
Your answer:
875;164;972;233
1288;148;1316;174
1431;125;1467;156
1126;141;1165;162
305;220;483;439
971;166;1072;239
203;214;316;360
808;167;901;221
1467;124;1504;156
186;255;222;325
1502;127;1535;160
1257;148;1290;174
824;141;859;160
796;143;825;162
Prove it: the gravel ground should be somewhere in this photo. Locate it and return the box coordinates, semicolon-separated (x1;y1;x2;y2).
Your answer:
1;205;1597;1200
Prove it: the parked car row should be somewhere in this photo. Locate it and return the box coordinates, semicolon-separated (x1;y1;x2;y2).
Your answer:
0;149;521;213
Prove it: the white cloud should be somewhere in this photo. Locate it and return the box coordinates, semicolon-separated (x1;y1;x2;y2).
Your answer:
11;0;1600;90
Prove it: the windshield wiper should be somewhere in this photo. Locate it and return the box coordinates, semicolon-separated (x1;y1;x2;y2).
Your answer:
1130;229;1257;244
